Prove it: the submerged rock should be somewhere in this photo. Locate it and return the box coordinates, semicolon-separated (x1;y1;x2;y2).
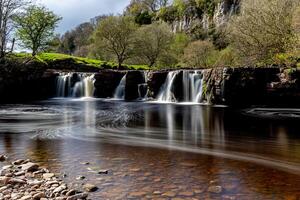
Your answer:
208;185;223;194
0;155;7;162
83;183;98;192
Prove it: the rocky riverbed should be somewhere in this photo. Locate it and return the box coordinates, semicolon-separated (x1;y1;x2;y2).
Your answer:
0;154;95;200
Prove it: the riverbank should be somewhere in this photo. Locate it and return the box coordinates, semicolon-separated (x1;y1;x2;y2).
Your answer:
0;154;93;200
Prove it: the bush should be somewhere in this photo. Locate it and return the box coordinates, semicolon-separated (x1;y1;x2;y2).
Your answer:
183;40;217;68
214;47;239;67
229;0;299;65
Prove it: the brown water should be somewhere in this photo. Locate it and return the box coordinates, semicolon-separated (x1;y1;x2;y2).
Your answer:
0;99;300;199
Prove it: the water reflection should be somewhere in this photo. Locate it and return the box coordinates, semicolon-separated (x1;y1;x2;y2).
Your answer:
0;99;300;199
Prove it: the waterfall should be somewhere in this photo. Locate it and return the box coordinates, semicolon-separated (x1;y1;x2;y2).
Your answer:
114;74;126;100
157;71;179;102
183;70;204;103
157;70;204;103
56;73;71;97
138;71;148;100
55;73;95;98
72;74;95;98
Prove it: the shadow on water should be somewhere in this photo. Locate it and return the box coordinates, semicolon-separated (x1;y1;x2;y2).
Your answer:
0;98;300;199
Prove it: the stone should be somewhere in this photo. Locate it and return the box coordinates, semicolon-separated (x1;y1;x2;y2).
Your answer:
15;171;25;176
129;191;147;197
13;159;25;165
53;185;67;193
42;173;55;179
8;178;26;185
66;189;76;196
20;195;32;200
2;165;12;170
0;155;7;162
21;163;39;172
178;191;194;197
0;176;11;184
208;186;223;194
66;193;88;200
83;184;98;192
162;191;177;197
97;169;109;174
32;192;45;199
76;176;85;180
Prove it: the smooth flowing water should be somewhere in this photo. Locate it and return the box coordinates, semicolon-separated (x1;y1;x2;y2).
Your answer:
114;75;126;100
0;99;300;199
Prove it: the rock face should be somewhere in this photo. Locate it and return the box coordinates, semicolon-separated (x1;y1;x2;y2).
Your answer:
125;71;146;100
94;70;125;98
201;67;300;106
146;70;168;99
0;59;57;103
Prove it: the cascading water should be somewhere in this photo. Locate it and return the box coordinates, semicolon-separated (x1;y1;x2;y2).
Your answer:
72;74;95;98
56;73;95;98
114;74;126;100
56;73;72;97
138;71;148;100
183;70;204;103
157;70;204;103
157;71;179;102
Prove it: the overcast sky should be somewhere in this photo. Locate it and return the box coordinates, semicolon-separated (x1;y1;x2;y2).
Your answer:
37;0;130;34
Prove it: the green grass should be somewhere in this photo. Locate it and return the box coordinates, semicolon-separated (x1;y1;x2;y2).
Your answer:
11;52;151;70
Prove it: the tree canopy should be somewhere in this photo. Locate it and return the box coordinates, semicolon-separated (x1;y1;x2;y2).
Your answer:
14;5;61;56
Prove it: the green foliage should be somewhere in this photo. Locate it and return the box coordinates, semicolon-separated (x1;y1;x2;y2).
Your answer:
272;52;299;67
173;0;187;17
183;40;218;68
156;6;177;22
13;5;62;56
134;22;173;67
12;52;151;70
135;11;153;25
93;16;138;68
214;46;239;67
195;0;218;17
228;0;299;65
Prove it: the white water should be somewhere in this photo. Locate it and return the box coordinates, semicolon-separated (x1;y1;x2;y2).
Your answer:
157;71;179;102
56;73;95;98
157;71;204;103
138;71;148;100
183;70;204;103
113;74;126;100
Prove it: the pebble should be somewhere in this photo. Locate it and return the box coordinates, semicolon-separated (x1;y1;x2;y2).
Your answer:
21;162;39;172
83;183;98;192
162;191;177;197
0;158;88;200
208;185;223;194
43;173;55;179
0;155;7;162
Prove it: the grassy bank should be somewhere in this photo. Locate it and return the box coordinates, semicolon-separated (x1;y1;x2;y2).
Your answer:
10;53;150;70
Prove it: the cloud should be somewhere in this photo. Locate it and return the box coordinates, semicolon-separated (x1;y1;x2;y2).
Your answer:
37;0;130;33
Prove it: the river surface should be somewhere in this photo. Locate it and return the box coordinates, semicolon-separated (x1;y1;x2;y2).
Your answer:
0;98;300;199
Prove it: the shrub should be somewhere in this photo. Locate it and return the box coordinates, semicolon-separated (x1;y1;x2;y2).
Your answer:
183;40;217;68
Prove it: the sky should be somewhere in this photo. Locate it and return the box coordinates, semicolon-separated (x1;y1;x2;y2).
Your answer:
38;0;131;34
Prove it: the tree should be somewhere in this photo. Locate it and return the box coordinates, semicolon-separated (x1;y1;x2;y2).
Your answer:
134;22;173;67
229;0;299;64
183;40;216;68
13;5;61;56
0;0;30;58
93;16;137;68
126;0;170;15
